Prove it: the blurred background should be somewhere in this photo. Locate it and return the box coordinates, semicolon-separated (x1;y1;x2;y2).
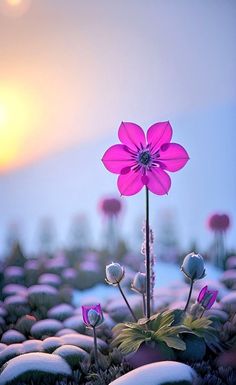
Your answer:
0;0;235;257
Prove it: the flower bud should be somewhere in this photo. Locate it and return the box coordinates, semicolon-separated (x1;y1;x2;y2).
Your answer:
197;285;218;310
87;309;100;326
131;272;146;294
181;252;206;281
105;262;124;285
82;304;103;327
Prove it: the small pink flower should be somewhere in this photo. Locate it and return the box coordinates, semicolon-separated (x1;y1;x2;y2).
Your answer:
99;197;122;217
82;304;104;327
208;213;230;232
197;285;218;310
102;121;189;196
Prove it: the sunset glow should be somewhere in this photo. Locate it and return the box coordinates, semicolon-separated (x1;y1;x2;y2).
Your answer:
0;86;37;170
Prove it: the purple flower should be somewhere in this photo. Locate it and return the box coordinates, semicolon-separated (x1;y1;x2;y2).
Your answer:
197;285;218;310
102;121;189;196
82;304;104;327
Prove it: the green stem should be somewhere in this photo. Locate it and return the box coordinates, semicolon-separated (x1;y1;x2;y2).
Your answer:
184;279;194;311
92;326;99;370
145;186;151;319
118;283;138;322
142;293;146;317
199;308;205;318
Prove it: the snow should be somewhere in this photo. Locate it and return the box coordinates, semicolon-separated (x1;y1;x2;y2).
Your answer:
0;353;72;384
61;333;107;352
38;273;61;287
56;328;78;336
5;266;24;278
53;344;89;368
48;303;74;321
28;284;58;295
2;284;27;297
4;295;28;306
42;337;62;353
1;330;26;345
22;340;43;353
0;344;23;367
221;292;236;304
63;315;85;333
109;361;197;385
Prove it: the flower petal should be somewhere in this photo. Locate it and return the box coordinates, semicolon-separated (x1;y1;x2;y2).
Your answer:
118;122;146;150
117;170;144;196
102;144;134;174
146;167;171;195
147;121;172;153
206;290;218;309
197;286;208;303
158;143;189;172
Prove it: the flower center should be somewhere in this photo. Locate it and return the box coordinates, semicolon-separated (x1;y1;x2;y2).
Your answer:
138;150;151;166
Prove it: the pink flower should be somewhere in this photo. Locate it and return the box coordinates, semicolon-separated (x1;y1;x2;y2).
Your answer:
207;213;230;233
102;121;189;196
82;304;104;327
197;285;218;310
99;197;122;217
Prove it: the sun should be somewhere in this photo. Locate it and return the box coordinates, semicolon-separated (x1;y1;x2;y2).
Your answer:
0;86;36;170
0;0;31;17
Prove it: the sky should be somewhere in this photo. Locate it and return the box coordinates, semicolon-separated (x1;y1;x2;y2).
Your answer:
0;0;235;253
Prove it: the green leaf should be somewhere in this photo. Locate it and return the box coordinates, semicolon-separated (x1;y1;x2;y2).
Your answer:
160;335;186;351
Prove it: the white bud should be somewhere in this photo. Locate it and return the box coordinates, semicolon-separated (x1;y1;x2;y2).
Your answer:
132;272;146;294
106;262;124;284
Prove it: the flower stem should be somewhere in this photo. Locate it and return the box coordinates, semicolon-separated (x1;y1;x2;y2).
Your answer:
92;326;99;370
118;283;138;322
142;293;146;317
199;308;205;318
184;279;194;311
145;186;151;319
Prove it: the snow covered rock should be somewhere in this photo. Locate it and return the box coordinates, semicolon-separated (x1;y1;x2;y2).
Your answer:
22;339;43;353
4;267;24;284
56;328;78;336
48;303;74;321
38;273;61;288
30;319;63;339
61;333;107;353
220;292;236;313
42;337;63;353
0;352;72;384
109;361;197;385
28;285;59;309
4;295;30;317
53;345;89;369
1;330;26;345
2;284;27;298
63;315;85;333
220;269;236;289
0;344;23;366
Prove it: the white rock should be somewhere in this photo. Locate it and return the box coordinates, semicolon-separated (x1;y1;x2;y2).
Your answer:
1;330;26;345
109;361;197;385
48;303;74;321
30;319;63;339
0;352;72;385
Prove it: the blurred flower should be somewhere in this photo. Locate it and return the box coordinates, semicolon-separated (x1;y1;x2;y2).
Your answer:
181;252;206;281
197;285;218;310
99;197;122;217
208;213;230;232
131;272;146;294
102;121;189;196
82;304;103;327
105;262;124;285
